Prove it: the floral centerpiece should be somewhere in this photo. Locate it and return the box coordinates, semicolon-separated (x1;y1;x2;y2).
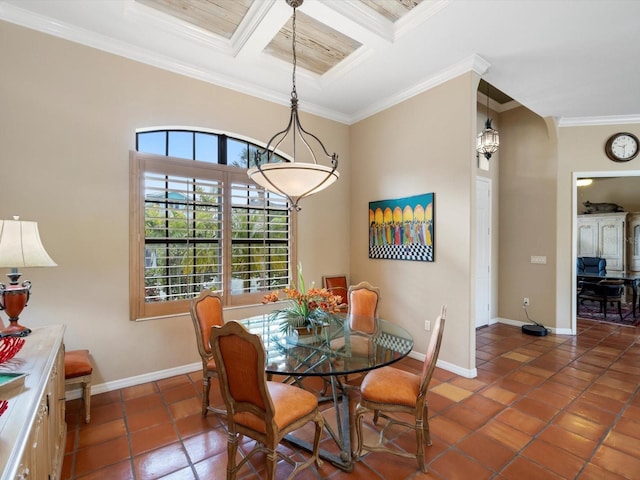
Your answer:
262;266;344;336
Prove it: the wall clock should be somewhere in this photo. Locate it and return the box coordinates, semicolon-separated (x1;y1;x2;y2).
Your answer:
605;132;639;162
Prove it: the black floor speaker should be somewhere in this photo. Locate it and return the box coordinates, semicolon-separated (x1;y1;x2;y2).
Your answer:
522;324;548;336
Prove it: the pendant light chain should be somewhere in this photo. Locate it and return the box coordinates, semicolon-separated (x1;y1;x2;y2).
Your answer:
291;5;297;101
486;84;490;122
247;0;340;210
291;4;298;162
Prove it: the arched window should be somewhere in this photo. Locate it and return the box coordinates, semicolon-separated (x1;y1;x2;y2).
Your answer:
130;129;294;320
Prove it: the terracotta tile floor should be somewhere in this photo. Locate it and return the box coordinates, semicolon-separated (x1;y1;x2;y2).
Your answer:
63;318;640;479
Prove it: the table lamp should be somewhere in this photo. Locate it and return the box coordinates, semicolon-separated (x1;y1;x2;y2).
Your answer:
0;217;57;337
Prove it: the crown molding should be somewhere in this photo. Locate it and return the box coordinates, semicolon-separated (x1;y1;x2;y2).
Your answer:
559;114;640;127
350;54;490;124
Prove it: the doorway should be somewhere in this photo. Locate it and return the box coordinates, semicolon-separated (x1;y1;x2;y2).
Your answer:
572;170;640;333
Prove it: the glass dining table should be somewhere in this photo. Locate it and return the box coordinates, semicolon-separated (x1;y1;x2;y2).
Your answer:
240;313;414;471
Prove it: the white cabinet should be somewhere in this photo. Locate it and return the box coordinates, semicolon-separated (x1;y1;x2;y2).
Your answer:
0;326;66;480
628;213;640;272
577;213;627;272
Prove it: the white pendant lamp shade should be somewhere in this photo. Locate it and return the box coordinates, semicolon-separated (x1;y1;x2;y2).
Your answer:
248;162;339;199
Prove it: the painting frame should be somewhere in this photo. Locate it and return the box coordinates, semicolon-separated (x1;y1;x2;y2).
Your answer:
368;193;434;262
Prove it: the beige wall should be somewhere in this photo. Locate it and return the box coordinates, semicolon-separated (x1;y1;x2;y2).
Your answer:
350;74;478;373
497;107;558;327
0;21;350;385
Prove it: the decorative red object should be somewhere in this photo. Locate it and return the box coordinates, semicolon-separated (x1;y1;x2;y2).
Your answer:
0;336;25;364
0;282;32;336
0;400;8;417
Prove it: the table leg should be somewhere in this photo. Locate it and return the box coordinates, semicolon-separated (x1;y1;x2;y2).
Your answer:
347;387;359;457
284;380;354;472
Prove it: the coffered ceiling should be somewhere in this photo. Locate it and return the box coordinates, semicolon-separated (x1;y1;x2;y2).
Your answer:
1;0;639;126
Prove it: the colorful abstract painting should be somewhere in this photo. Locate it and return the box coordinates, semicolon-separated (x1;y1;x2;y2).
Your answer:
368;193;434;262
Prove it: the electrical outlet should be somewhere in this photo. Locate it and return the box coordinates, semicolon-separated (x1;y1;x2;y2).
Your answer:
523;297;530;307
424;320;431;331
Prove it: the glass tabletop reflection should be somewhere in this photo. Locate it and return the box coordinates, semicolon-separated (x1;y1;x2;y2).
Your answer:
240;313;414;377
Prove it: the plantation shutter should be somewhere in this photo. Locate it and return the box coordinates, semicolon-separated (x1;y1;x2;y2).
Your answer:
228;178;290;305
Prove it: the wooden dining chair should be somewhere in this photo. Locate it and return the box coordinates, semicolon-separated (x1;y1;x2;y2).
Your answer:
333;282;382;449
210;321;324;480
332;281;381;354
322;274;349;311
354;304;446;473
577;280;625;321
348;281;381;333
189;290;225;417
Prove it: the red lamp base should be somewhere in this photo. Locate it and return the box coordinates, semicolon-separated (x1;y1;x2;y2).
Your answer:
0;281;32;337
0;320;31;337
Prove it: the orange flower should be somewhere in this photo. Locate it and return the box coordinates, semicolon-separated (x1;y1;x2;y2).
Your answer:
261;291;280;304
263;286;343;316
262;269;344;333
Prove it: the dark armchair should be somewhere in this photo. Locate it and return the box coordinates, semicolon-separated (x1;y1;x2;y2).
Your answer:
577;257;606;275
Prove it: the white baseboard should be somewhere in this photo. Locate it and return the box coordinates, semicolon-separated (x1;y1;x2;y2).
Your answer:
407;351;477;379
494;317;572;335
65;361;201;400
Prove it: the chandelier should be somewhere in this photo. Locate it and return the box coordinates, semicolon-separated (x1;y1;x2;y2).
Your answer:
476;83;500;160
247;0;339;211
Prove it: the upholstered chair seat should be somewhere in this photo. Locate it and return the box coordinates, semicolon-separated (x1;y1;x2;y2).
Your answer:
64;349;93;423
360;367;421;407
233;382;318;434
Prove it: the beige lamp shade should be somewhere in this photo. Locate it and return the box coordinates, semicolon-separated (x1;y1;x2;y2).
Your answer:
0;219;57;268
248;162;339;199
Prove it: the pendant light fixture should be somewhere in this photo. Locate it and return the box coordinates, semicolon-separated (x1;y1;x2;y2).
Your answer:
476;83;500;160
247;0;339;211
